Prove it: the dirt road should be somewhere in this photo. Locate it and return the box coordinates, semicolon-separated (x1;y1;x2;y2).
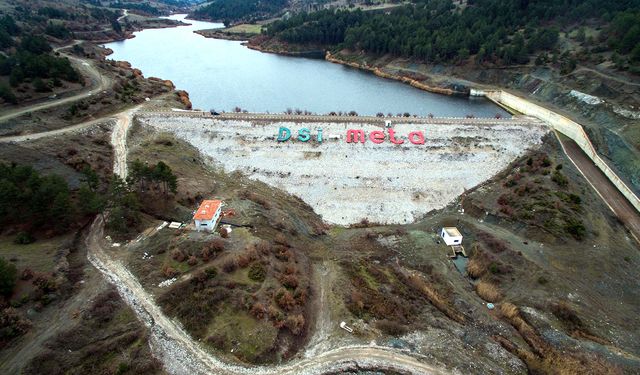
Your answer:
0;48;112;123
558;135;640;242
111;106;140;178
569;66;640;88
0;117;113;143
86;217;448;375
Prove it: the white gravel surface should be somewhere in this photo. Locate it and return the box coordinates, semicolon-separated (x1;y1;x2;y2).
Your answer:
139;116;547;225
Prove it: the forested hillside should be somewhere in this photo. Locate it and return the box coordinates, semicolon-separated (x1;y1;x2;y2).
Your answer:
0;2;123;105
192;0;287;23
264;0;640;72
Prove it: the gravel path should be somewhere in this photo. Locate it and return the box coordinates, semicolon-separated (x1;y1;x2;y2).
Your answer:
111;106;140;178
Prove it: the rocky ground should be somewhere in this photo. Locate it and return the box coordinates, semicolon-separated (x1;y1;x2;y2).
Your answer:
138;116;547;225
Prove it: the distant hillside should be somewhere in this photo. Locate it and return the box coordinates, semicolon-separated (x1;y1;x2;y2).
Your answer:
263;0;640;73
191;0;288;23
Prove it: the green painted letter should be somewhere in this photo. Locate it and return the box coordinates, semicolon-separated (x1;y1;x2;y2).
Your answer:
298;128;311;142
277;127;291;142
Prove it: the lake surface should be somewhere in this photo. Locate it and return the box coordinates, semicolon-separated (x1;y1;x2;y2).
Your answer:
105;14;507;117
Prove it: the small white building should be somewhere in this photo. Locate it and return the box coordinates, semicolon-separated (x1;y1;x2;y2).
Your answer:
193;199;222;232
440;227;463;246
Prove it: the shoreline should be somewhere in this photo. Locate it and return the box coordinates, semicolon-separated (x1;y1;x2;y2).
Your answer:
194;29;250;41
324;52;461;96
245;43;326;58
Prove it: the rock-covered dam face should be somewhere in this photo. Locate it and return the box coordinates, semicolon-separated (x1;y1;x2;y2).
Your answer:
139;114;548;225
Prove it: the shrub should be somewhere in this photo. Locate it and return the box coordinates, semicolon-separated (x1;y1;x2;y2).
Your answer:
200;248;211;262
205;267;217;279
187;256;198;266
32;275;56;293
477;232;510;253
497;194;513;206
279;274;299;289
207;239;225;252
568;194;581;205
14;232;35;245
275;288;295;311
489;262;500;274
475;280;503;302
565;218;586;240
348;290;365;316
283;263;296;275
0;258;17;297
294;288;307;305
551;171;568;186
0;307;32;340
550;301;583;329
285;314;305;335
0;83;17;104
375;319;408;335
237;254;250;268
88;289;119;324
499;302;519;319
116;362;130;375
274;246;293;261
274;233;288;246
499;205;514;216
205;334;226;349
170;249;185;262
466;258;485;278
222;257;238;273
248;263;266;282
250;302;267;319
20;268;34;281
268;305;284;327
162;265;177;278
256;240;271;255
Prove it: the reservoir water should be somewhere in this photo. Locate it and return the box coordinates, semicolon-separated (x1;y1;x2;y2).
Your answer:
105;14;507;117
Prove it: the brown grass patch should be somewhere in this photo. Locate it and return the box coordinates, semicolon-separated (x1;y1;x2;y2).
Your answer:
403;272;465;323
466;258;485;278
475;280;503;302
500;302;519;320
497;302;619;375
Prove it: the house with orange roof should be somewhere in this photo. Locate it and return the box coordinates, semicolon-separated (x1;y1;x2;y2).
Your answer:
193;199;222;232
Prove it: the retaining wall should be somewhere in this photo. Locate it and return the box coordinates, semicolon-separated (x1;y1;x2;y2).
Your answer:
484;90;640;213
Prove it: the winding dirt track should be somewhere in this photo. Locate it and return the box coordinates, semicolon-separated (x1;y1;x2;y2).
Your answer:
0;117;112;143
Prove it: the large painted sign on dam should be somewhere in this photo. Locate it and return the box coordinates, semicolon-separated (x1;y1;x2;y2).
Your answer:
276;126;428;145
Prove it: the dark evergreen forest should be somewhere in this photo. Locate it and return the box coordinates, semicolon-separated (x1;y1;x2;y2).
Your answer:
265;0;640;67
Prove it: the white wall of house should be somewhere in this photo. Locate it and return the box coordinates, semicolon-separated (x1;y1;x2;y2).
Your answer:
440;228;463;246
195;207;222;232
